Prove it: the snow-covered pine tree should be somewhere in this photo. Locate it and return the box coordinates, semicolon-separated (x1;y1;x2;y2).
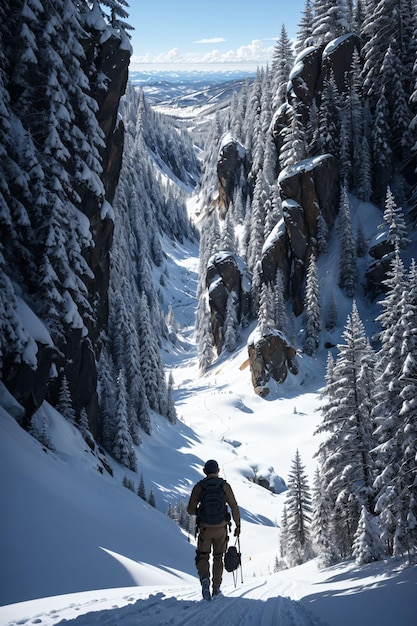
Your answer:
316;213;329;254
78;408;92;441
197;295;216;373
311;468;337;568
271;24;295;110
138;292;170;417
57;376;77;425
338;185;357;296
258;283;275;336
311;0;349;46
303;255;321;356
355;133;373;202
279;505;289;559
284;450;313;567
113;370;136;471
352;505;383;565
247;171;268;274
273;269;288;334
279;108;307;171
315;302;377;558
317;71;340;156
373;253;417;558
379;187;410;250
97;347;118;449
295;0;314;55
137;472;146;501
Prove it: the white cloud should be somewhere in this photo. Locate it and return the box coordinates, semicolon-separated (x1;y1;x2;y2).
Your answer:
194;37;226;44
131;39;274;68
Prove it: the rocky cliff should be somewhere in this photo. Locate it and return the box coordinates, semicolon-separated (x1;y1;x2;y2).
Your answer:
0;7;130;437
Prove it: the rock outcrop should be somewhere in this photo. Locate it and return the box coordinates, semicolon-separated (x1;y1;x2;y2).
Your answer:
1;19;130;437
262;155;339;315
217;133;251;216
265;35;364;320
206;252;251;353
247;330;298;397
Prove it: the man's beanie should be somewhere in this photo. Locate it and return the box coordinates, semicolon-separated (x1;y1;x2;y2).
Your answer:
204;459;219;474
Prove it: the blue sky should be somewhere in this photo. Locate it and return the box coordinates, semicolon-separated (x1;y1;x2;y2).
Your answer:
127;0;306;70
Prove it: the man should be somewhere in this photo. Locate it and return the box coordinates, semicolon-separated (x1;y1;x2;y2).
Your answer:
187;459;240;600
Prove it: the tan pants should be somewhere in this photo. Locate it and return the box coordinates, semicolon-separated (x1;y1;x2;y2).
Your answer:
196;524;228;588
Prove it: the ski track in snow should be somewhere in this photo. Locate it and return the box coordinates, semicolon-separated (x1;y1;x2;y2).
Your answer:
3;579;325;626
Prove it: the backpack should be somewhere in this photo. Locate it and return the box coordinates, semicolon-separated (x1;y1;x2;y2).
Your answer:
197;477;227;525
224;544;241;572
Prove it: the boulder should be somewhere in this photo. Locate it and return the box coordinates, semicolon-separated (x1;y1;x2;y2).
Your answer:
247;330;298;396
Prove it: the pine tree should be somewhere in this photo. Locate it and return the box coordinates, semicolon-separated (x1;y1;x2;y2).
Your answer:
316;213;329;254
223;291;238;352
373;255;417;558
284;450;313;567
311;468;337;568
379;187;410;250
338;186;357;297
137;472;146;501
273;269;288;334
317;72;340;156
57;376;76;424
280;505;289;559
355;134;373;202
271;24;295;110
315;302;377;558
78;408;92;441
197;294;216;373
311;0;349;46
352;505;383;565
303;255;321;356
258;282;276;336
113;370;136;471
295;0;314;55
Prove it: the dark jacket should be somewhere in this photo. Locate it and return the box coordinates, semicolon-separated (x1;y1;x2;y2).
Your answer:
187;474;241;527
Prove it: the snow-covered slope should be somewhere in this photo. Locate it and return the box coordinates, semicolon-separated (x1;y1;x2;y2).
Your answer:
1;213;416;624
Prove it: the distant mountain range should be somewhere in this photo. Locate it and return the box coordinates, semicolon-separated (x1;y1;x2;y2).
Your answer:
129;69;256;106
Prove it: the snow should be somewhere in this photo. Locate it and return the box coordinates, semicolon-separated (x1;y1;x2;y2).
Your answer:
100;199;115;221
15;295;53;347
218;131;246;159
262;217;286;255
278;155;332;184
322;34;355;59
2;218;416;625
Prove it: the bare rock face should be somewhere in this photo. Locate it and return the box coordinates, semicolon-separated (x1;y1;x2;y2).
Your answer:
288;34;360;106
206;252;251;353
289;45;324;105
262;155;339;315
265;34;363;318
247;331;298;397
217;133;251;216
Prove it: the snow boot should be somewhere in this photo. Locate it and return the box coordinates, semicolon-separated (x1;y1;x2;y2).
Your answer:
212;586;221;597
201;577;211;601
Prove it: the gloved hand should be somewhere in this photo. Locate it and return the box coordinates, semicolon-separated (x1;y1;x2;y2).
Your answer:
234;525;240;537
